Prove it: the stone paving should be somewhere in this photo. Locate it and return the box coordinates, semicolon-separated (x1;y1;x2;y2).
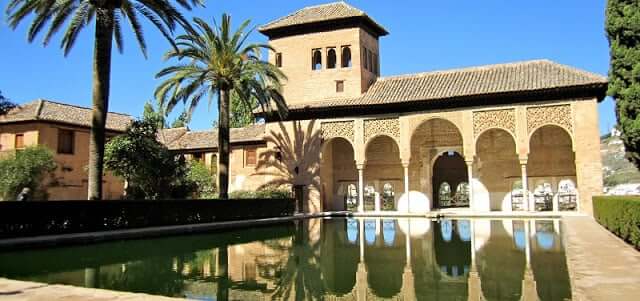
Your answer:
562;216;640;301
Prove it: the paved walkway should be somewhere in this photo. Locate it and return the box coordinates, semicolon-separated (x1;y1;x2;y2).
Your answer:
0;278;185;300
562;216;640;301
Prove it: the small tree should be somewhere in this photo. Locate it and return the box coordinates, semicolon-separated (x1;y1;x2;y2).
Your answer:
606;0;640;169
104;118;192;199
0;146;56;200
0;90;17;115
186;161;216;198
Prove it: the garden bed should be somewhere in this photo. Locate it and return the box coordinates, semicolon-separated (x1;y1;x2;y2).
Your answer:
592;196;640;249
0;198;295;239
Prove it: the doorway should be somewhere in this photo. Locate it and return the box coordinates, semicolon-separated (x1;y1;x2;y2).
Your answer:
432;152;469;208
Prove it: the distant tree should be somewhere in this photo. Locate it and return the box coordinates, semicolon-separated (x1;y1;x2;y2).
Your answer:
0;90;16;115
104;118;192;199
170;111;190;128
606;0;640;169
6;0;203;200
230;92;257;128
0;146;56;200
155;15;288;199
142;99;167;129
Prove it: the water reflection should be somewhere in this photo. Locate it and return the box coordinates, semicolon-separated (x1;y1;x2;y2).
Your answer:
0;218;571;300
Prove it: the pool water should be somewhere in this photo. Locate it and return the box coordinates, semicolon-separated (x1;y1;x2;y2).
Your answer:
0;218;571;300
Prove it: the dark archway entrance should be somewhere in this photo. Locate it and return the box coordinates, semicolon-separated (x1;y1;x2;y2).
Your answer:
432;152;469;208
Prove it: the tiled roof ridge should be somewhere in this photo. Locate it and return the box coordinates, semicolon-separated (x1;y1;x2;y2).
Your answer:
35;98;134;117
376;59;607;82
260;1;360;29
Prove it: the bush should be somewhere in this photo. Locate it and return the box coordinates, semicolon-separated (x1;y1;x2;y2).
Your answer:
0;146;56;201
187;161;216;198
593;196;640;249
230;186;292;199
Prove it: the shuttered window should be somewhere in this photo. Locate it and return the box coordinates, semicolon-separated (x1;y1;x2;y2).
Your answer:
57;129;74;154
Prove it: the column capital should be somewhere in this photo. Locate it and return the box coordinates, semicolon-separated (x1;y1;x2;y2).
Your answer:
519;158;528;166
401;161;410;168
356;163;365;170
465;160;474;166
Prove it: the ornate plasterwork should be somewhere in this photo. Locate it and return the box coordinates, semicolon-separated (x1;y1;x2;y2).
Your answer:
473;109;516;137
364;118;400;142
321;120;354;142
526;105;573;134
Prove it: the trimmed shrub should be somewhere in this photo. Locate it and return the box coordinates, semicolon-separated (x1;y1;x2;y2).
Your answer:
230;186;292;199
593;196;640;249
0;198;295;238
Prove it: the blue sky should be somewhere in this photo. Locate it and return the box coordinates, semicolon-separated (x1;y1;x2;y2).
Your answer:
0;0;616;133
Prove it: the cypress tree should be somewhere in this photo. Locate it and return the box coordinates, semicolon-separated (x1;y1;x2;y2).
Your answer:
606;0;640;168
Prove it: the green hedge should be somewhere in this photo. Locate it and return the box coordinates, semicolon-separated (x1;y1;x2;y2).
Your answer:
0;198;295;239
593;196;640;249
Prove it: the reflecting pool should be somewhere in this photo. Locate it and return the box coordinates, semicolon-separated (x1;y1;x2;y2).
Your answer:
0;218;571;300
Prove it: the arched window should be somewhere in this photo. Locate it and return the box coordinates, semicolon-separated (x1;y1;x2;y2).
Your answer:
382;183;394;210
367;50;373;73
439;182;452;207
345;183;358;211
327;48;336;69
364;185;375;211
533;182;553;211
454;182;469;206
312;49;322;70
558;179;577;211
341;46;352;68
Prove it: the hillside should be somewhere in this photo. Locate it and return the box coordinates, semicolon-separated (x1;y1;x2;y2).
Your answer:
601;134;640;188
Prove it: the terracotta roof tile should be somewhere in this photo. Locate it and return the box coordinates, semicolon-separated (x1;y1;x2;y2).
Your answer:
0;99;134;131
165;124;266;151
259;1;387;35
285;60;608;111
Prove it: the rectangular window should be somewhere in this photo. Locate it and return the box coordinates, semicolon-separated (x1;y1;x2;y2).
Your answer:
245;147;257;166
336;80;344;93
57;129;75;154
192;152;204;162
275;53;282;67
14;134;24;149
362;48;368;70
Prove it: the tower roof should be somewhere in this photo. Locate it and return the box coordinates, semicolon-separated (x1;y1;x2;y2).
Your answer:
259;1;388;38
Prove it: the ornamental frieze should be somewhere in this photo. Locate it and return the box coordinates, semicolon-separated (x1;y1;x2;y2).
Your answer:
321;120;355;142
364;118;400;142
526;105;573;134
473;109;516;137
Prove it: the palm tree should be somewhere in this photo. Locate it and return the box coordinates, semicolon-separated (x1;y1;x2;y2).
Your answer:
155;15;288;199
6;0;203;200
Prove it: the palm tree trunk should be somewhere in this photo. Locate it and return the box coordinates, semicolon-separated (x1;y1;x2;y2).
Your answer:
88;8;114;200
218;89;230;199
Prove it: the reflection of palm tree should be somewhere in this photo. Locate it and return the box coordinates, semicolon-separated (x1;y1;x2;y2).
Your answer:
271;221;324;300
255;121;323;210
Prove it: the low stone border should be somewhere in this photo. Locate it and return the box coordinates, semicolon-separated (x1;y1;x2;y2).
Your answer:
0;277;186;301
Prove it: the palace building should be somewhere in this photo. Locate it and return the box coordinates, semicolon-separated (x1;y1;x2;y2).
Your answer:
0;2;607;215
254;1;607;214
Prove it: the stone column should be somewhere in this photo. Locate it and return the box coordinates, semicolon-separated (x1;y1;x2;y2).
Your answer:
374;181;381;212
466;160;474;211
403;163;410;213
357;165;364;212
520;159;529;211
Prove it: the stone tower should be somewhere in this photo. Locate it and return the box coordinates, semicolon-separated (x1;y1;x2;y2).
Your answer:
259;1;388;105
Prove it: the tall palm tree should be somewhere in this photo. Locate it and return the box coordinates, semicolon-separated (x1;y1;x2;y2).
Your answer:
155;15;288;199
6;0;203;200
